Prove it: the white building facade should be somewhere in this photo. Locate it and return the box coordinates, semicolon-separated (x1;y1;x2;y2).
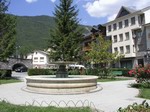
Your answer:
104;6;150;68
27;50;50;68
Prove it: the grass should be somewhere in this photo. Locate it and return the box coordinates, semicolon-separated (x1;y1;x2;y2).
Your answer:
97;77;133;82
130;83;150;99
0;78;21;84
139;88;150;99
0;101;92;112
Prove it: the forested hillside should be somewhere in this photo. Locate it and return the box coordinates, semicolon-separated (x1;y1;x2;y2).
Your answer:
16;15;91;55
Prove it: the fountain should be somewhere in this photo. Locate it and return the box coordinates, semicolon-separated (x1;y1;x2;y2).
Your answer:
25;61;101;94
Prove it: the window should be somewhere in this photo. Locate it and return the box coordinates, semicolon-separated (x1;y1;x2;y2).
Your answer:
125;32;130;40
113;23;117;30
120;46;124;54
137;44;143;51
138;14;145;25
124;19;129;27
131;17;135;25
119;34;123;42
119;21;122;29
120;60;132;69
113;35;117;43
108;25;111;32
126;45;130;53
40;57;44;62
34;57;38;62
114;47;118;53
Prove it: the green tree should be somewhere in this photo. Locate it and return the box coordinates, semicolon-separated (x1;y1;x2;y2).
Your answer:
86;34;123;68
48;0;83;61
0;0;16;61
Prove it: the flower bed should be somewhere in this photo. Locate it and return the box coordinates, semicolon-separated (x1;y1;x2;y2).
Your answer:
128;64;150;83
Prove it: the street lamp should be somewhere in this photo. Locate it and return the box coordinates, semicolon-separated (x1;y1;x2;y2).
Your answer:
144;49;150;64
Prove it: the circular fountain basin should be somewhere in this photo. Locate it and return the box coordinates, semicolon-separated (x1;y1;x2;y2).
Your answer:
25;75;100;94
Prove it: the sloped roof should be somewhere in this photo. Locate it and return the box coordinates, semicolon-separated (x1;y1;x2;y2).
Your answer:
34;50;49;55
116;6;137;19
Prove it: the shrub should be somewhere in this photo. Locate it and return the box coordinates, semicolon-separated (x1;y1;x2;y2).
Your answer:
68;69;80;75
85;68;111;78
128;64;150;83
130;82;150;89
85;68;99;75
118;100;150;112
28;69;55;76
0;69;12;78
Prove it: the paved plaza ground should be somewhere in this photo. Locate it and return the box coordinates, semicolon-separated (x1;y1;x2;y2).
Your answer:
0;72;150;112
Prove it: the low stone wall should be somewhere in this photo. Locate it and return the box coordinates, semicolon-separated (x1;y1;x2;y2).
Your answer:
25;75;101;94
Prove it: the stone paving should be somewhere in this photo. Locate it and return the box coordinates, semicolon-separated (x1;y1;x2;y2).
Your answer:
0;72;149;112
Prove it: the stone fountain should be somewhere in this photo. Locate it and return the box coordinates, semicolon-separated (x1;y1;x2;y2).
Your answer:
25;61;100;94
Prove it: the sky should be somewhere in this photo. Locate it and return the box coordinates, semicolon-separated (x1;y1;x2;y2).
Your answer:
8;0;150;26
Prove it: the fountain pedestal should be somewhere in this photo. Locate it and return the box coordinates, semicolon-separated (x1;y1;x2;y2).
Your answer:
56;64;68;78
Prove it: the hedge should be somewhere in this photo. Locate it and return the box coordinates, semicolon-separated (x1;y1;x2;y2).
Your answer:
27;68;131;76
28;69;56;76
68;69;80;75
85;68;131;76
0;69;12;78
28;69;85;76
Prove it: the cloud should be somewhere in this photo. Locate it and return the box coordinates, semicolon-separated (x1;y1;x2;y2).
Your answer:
50;0;56;3
107;14;117;22
81;20;88;25
25;0;38;3
83;0;150;22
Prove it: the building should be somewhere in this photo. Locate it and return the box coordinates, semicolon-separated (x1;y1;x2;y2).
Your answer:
82;25;106;67
27;50;50;69
82;25;106;52
104;6;150;68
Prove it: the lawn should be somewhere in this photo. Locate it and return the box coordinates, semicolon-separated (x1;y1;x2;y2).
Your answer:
139;88;150;99
130;83;150;99
0;78;21;84
97;77;133;82
0;101;92;112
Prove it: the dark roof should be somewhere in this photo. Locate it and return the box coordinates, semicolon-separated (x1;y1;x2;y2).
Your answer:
116;6;137;19
123;6;137;13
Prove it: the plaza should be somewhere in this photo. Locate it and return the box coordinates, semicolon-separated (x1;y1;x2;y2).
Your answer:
0;72;149;112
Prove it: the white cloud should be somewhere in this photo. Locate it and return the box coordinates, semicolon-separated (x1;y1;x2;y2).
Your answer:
81;20;88;25
25;0;38;3
83;0;150;22
51;0;56;3
107;14;117;22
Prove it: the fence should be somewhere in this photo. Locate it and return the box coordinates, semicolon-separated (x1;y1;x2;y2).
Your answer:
0;98;104;112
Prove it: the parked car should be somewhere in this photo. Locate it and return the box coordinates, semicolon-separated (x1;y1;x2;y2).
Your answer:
15;66;28;72
68;64;86;69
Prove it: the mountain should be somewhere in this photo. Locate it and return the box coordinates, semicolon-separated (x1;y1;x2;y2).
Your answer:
16;15;91;54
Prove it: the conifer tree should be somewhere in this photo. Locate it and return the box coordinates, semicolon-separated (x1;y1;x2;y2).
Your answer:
48;0;83;61
0;0;16;61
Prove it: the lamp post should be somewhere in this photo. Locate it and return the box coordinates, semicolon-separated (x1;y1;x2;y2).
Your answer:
144;49;150;64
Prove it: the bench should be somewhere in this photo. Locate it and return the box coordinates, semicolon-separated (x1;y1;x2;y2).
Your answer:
112;71;123;76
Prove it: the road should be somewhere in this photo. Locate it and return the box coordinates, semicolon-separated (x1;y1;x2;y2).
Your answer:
12;71;28;81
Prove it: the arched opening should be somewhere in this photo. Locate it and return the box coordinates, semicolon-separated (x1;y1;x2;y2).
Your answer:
12;63;27;71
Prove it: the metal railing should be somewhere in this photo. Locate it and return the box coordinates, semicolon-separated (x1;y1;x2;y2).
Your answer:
0;98;104;112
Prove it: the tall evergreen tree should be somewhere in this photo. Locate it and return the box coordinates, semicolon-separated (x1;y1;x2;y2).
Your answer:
48;0;83;61
0;0;16;61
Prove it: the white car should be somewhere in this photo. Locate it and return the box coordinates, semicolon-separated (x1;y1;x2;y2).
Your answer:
68;64;86;69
